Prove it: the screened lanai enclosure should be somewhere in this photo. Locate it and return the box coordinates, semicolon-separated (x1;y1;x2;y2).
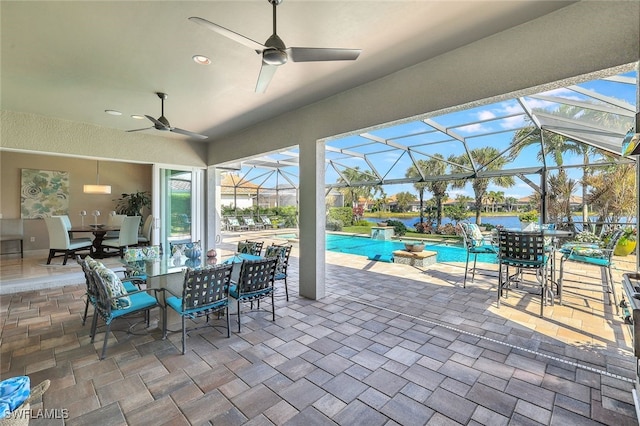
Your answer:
218;64;639;232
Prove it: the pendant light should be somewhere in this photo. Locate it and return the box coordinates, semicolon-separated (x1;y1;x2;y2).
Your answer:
83;160;111;194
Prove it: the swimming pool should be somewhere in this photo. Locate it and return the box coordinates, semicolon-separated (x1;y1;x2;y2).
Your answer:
326;233;498;264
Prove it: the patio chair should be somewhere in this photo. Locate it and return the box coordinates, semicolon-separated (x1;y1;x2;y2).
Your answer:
90;265;164;359
497;229;550;317
264;244;292;301
77;255;144;327
229;257;278;332
456;222;498;288
558;228;624;314
165;264;233;354
238;240;264;256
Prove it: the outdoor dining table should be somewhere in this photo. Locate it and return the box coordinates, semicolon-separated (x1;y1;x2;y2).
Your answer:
120;252;263;323
69;225;119;258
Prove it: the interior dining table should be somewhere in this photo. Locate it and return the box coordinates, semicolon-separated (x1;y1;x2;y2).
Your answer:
69;225;119;258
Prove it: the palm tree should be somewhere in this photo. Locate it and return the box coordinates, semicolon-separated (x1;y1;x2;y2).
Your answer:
450;147;515;225
336;166;378;208
405;163;429;225
405;154;449;227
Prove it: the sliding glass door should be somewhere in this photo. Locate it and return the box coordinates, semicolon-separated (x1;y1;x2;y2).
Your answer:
155;166;204;252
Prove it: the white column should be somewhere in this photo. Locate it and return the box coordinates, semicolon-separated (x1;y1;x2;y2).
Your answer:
298;139;325;299
206;167;222;252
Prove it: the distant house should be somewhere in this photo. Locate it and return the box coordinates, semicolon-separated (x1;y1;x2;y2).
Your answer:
220;173;298;209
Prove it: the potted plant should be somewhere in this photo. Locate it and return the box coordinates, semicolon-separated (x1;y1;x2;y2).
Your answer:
518;210;539;230
114;191;151;216
614;226;637;256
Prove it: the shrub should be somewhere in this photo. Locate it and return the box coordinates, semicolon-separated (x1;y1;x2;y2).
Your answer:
354;219;372;227
326;218;343;231
436;223;457;235
386;219;407;236
518;210;539;223
328;207;354;227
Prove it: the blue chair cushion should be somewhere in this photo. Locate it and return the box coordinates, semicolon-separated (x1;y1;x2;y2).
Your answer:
501;255;548;268
109;291;158;319
122;281;138;292
469;244;497;254
166;295;227;315
567;254;610;266
229;283;273;299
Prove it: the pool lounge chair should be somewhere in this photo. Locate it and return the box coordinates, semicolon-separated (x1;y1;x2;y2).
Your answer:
226;217;247;232
243;216;264;231
261;216;275;229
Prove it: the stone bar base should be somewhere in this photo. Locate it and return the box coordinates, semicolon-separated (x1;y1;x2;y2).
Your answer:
392;250;437;267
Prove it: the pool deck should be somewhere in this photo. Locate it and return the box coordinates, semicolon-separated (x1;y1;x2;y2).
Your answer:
1;230;639;424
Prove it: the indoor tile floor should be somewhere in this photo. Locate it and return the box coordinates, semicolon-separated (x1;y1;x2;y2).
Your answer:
0;239;638;425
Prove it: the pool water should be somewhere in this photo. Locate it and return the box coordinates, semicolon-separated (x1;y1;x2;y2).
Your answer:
326;234;498;264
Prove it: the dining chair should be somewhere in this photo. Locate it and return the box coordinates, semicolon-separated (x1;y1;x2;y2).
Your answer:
558;228;625;314
137;215;153;246
497;229;550;317
44;216;93;265
229;257;278;332
165;264;233;354
456;222;498;288
90;265;164;360
264;244;292;301
237;240;264;256
105;214;127;238
100;215;141;257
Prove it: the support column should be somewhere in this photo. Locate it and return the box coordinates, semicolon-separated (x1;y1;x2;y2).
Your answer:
299;139;325;299
206;167;222;252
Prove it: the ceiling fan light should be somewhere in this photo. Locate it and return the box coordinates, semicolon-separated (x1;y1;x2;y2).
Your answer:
263;49;287;66
105;109;122;116
192;54;211;65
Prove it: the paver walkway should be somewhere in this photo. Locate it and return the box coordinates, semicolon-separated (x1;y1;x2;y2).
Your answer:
0;242;638;425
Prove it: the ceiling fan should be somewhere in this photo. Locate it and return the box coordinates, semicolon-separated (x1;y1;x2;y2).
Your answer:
189;0;361;93
127;92;208;139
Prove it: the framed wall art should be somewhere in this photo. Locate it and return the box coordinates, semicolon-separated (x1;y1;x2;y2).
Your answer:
20;168;69;219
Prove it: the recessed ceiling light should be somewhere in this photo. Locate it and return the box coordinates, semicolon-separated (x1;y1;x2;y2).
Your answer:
131;115;145;120
193;55;211;65
105;109;122;116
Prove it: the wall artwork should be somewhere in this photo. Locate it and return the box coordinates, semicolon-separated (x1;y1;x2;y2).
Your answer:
21;169;69;219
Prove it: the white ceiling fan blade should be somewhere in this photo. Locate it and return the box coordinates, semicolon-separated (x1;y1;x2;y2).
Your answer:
288;47;361;62
126;127;153;133
255;62;278;93
189;17;266;53
170;127;208;139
